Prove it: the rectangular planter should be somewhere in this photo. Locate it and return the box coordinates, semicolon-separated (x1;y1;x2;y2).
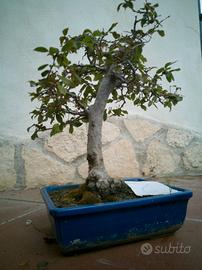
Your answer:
41;178;192;254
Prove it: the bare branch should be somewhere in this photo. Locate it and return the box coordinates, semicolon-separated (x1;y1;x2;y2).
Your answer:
133;15;139;33
66;107;87;116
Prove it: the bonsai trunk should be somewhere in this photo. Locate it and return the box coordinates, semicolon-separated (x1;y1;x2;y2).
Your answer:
86;66;117;188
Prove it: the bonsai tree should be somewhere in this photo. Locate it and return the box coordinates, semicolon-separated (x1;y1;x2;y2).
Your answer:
28;0;182;194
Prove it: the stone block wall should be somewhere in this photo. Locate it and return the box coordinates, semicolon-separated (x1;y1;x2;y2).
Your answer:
0;116;202;190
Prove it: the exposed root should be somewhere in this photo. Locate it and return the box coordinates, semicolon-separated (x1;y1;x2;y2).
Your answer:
86;168;116;196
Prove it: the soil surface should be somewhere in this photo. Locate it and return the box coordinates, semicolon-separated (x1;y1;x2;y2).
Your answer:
49;181;138;208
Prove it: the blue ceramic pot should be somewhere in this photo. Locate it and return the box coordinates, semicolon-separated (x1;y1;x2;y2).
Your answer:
41;178;192;254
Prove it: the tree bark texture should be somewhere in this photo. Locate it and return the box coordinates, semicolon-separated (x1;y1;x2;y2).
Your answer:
86;67;117;185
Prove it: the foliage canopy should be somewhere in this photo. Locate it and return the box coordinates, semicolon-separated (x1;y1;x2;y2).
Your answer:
28;0;182;140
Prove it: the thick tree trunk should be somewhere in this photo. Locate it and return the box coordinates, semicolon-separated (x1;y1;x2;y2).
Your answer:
86;66;117;189
87;106;108;182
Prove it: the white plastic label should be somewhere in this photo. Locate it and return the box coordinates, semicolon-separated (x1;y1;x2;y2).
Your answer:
124;180;180;197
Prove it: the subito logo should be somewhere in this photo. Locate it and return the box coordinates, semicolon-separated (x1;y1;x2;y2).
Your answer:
140;243;153;255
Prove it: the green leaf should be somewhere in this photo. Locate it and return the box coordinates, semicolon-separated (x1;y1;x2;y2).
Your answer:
130;93;136;100
41;70;49;77
29;92;38;101
72;72;82;84
51;124;61;136
111;31;120;39
176;95;183;102
38;114;43;123
60;36;66;46
157;30;165;37
165;72;174;82
103;110;107;121
81;116;88;123
69;124;74;134
82;35;94;48
94;73;103;81
38;64;48;71
121;109;128;115
172;68;181;72
31;131;38;140
62;39;77;52
112;89;118;99
34;47;48;53
133;45;142;62
148;28;155;35
165;62;173;68
73;120;83;127
120;0;134;10
49;47;59;55
29;80;37;87
62;28;69;36
58;75;71;86
140;54;147;63
156;67;164;74
83;29;92;35
141;18;146;27
108;22;118;32
93;30;102;37
112;108;122;116
140;104;147;111
83;86;90;98
57;55;70;66
134;98;140;105
56;114;63;123
127;1;134;9
164;101;172;110
57;83;66;94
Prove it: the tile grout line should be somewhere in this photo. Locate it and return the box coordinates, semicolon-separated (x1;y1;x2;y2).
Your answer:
0;197;44;204
0;206;44;226
14;144;26;188
186;217;202;223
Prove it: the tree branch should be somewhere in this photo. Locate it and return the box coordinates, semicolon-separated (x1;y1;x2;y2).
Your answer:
112;71;127;84
67;91;87;112
66;107;87;116
126;60;137;74
77;64;106;72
